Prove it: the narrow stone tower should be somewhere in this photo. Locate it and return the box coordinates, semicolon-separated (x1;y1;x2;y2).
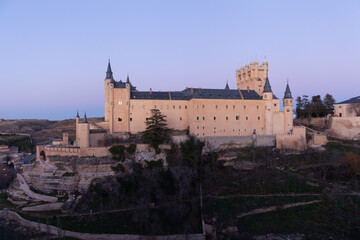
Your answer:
283;82;293;134
263;77;274;135
104;60;115;133
78;113;90;148
75;110;80;143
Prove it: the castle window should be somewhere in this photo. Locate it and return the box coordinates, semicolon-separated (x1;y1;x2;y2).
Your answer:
214;116;216;120
258;117;260;120
143;105;145;109
246;116;248;120
146;118;150;121
179;106;181;109
216;105;218;109
290;100;292;103
244;105;246;109
236;116;240;120
118;100;122;105
167;105;169;109
274;104;277;107
180;117;182;120
203;126;205;129
233;105;235;109
226;105;228;109
154;105;157;109
339;113;342;117
264;95;267;98
132;105;134;110
185;106;187;109
173;105;175;109
287;109;290;112
197;126;199;129
130;118;132;121
339;106;342;108
233;129;234;132
257;105;259;109
197;116;199;120
214;127;216;129
203;133;204;136
202;116;205;120
226;116;228;120
160;105;163;109
197;105;199;109
118;118;122;122
202;105;205;108
286;100;288;103
197;133;199;136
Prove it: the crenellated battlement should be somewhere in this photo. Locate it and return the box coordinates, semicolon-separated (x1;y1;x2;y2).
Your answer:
236;61;269;95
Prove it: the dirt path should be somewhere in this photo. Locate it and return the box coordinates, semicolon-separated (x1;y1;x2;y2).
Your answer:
237;200;321;219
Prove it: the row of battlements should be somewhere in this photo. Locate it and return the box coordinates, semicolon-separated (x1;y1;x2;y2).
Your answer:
236;61;268;74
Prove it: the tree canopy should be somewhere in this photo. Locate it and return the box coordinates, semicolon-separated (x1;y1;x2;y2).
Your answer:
141;109;171;150
296;94;335;119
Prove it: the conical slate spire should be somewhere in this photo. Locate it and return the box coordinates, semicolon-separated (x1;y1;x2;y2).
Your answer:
105;60;113;80
224;81;229;90
126;74;130;84
82;113;88;123
76;110;79;118
263;77;272;93
284;82;292;99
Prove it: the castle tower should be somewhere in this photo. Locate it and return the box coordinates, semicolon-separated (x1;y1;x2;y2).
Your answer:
283;82;293;133
125;75;131;132
78;113;90;148
263;77;274;135
104;60;114;123
236;61;269;95
75;110;80;143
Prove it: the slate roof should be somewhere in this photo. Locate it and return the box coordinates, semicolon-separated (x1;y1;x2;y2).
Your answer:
336;96;360;104
130;88;262;100
284;83;292;99
114;81;137;90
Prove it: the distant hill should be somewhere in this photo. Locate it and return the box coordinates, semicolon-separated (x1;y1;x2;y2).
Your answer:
0;118;104;145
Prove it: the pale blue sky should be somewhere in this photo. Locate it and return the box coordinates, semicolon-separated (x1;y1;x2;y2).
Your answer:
0;0;359;120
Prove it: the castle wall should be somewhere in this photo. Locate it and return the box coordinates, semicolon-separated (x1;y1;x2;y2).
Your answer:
189;98;265;137
129;99;189;133
328;117;360;139
272;111;285;135
89;132;106;147
112;88;130;133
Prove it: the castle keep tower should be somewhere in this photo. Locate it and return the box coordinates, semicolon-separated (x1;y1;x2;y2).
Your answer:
283;82;293;134
78;113;90;148
236;61;268;95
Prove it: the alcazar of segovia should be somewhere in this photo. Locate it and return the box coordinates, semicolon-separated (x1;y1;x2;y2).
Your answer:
37;61;307;159
100;60;293;136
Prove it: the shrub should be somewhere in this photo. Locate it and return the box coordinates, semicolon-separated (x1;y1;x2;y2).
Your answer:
145;159;163;169
111;163;125;173
109;145;126;161
126;144;137;154
62;172;77;177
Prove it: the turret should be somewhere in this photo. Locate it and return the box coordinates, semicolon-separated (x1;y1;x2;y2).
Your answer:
75;110;80;144
104;60;114;122
224;82;230;90
78;113;90;148
283;82;293;133
263;77;274;135
262;77;273;100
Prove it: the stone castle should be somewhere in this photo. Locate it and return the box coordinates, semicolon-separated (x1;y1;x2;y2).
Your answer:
37;61;306;159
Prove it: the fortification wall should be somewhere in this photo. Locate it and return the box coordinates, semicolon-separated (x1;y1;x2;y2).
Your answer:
201;135;275;150
276;134;306;150
328;117;360;139
89;132;106;147
295;118;329;129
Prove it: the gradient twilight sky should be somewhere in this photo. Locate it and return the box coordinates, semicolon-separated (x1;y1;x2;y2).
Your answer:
0;0;359;120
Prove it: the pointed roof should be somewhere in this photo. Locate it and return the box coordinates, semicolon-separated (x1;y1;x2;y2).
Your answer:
263;77;272;93
105;60;114;80
82;113;88;123
284;82;292;99
126;74;130;84
76;110;79;118
224;82;229;90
